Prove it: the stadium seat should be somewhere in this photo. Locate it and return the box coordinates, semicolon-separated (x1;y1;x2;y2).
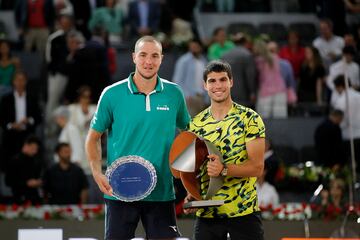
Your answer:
227;22;258;37
288;22;317;45
258;23;288;43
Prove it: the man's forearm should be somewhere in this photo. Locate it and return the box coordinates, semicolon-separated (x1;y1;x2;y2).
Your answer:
227;160;264;178
85;131;103;174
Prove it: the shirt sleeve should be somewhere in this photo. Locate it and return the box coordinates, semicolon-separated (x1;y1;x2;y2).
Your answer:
176;87;191;130
90;90;113;133
245;110;266;143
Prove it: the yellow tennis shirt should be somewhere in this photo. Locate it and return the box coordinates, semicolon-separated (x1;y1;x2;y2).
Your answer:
189;103;265;218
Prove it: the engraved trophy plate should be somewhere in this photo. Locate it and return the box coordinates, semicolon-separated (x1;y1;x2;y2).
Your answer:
106;155;157;202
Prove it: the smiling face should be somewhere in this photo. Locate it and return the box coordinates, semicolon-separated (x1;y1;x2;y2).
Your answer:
204;71;233;104
132;40;163;81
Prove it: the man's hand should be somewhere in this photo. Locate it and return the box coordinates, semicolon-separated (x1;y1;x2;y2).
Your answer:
26;179;42;188
10;122;26;131
93;172;113;197
207;154;224;177
183;194;198;215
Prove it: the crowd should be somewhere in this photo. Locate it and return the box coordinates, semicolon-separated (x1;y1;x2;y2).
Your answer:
0;0;359;212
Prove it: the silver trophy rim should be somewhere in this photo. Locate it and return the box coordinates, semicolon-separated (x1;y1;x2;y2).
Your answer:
106;155;157;202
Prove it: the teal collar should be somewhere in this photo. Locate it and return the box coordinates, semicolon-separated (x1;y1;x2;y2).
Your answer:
127;73;164;94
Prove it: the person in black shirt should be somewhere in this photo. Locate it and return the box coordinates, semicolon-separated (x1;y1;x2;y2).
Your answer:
5;136;43;204
314;109;346;168
43;142;89;204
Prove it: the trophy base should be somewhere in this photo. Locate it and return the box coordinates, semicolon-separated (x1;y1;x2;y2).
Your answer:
183;200;225;209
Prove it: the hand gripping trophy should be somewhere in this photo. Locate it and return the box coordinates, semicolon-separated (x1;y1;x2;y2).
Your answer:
169;131;225;208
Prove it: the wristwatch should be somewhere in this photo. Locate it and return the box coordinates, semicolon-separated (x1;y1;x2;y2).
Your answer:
220;163;228;176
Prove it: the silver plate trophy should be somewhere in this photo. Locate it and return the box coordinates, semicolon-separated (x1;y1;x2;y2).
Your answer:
106;155;157;202
169;131;225;209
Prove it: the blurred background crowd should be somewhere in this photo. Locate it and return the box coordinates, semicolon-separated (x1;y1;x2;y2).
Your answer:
0;0;359;214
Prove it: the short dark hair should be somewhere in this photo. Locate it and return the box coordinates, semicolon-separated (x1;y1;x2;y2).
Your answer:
320;18;333;29
203;60;232;82
343;45;356;56
333;75;346;88
212;27;225;36
55;142;70;153
189;39;203;47
13;70;28;81
77;85;91;97
330;109;344;118
24;135;41;146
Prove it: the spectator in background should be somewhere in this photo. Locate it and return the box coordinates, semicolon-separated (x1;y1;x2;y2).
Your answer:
314;109;346;169
170;18;194;48
5;136;43;204
53;105;82;163
320;178;346;209
53;0;74;16
317;0;347;36
69;0;104;39
15;0;55;56
0;71;42;172
55;86;96;174
207;27;235;60
105;32;117;78
279;31;305;80
298;46;326;104
331;75;360;173
253;39;287;118
343;33;360;65
256;161;279;208
63;30;86;102
55;86;100;203
64;86;96;173
0;40;20;98
88;0;125;46
43;142;89;204
327;46;360;92
263;139;280;186
45;14;74;123
128;0;161;38
313;19;344;68
222;32;257;108
173;40;208;116
268;41;297;107
65;27;110;102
